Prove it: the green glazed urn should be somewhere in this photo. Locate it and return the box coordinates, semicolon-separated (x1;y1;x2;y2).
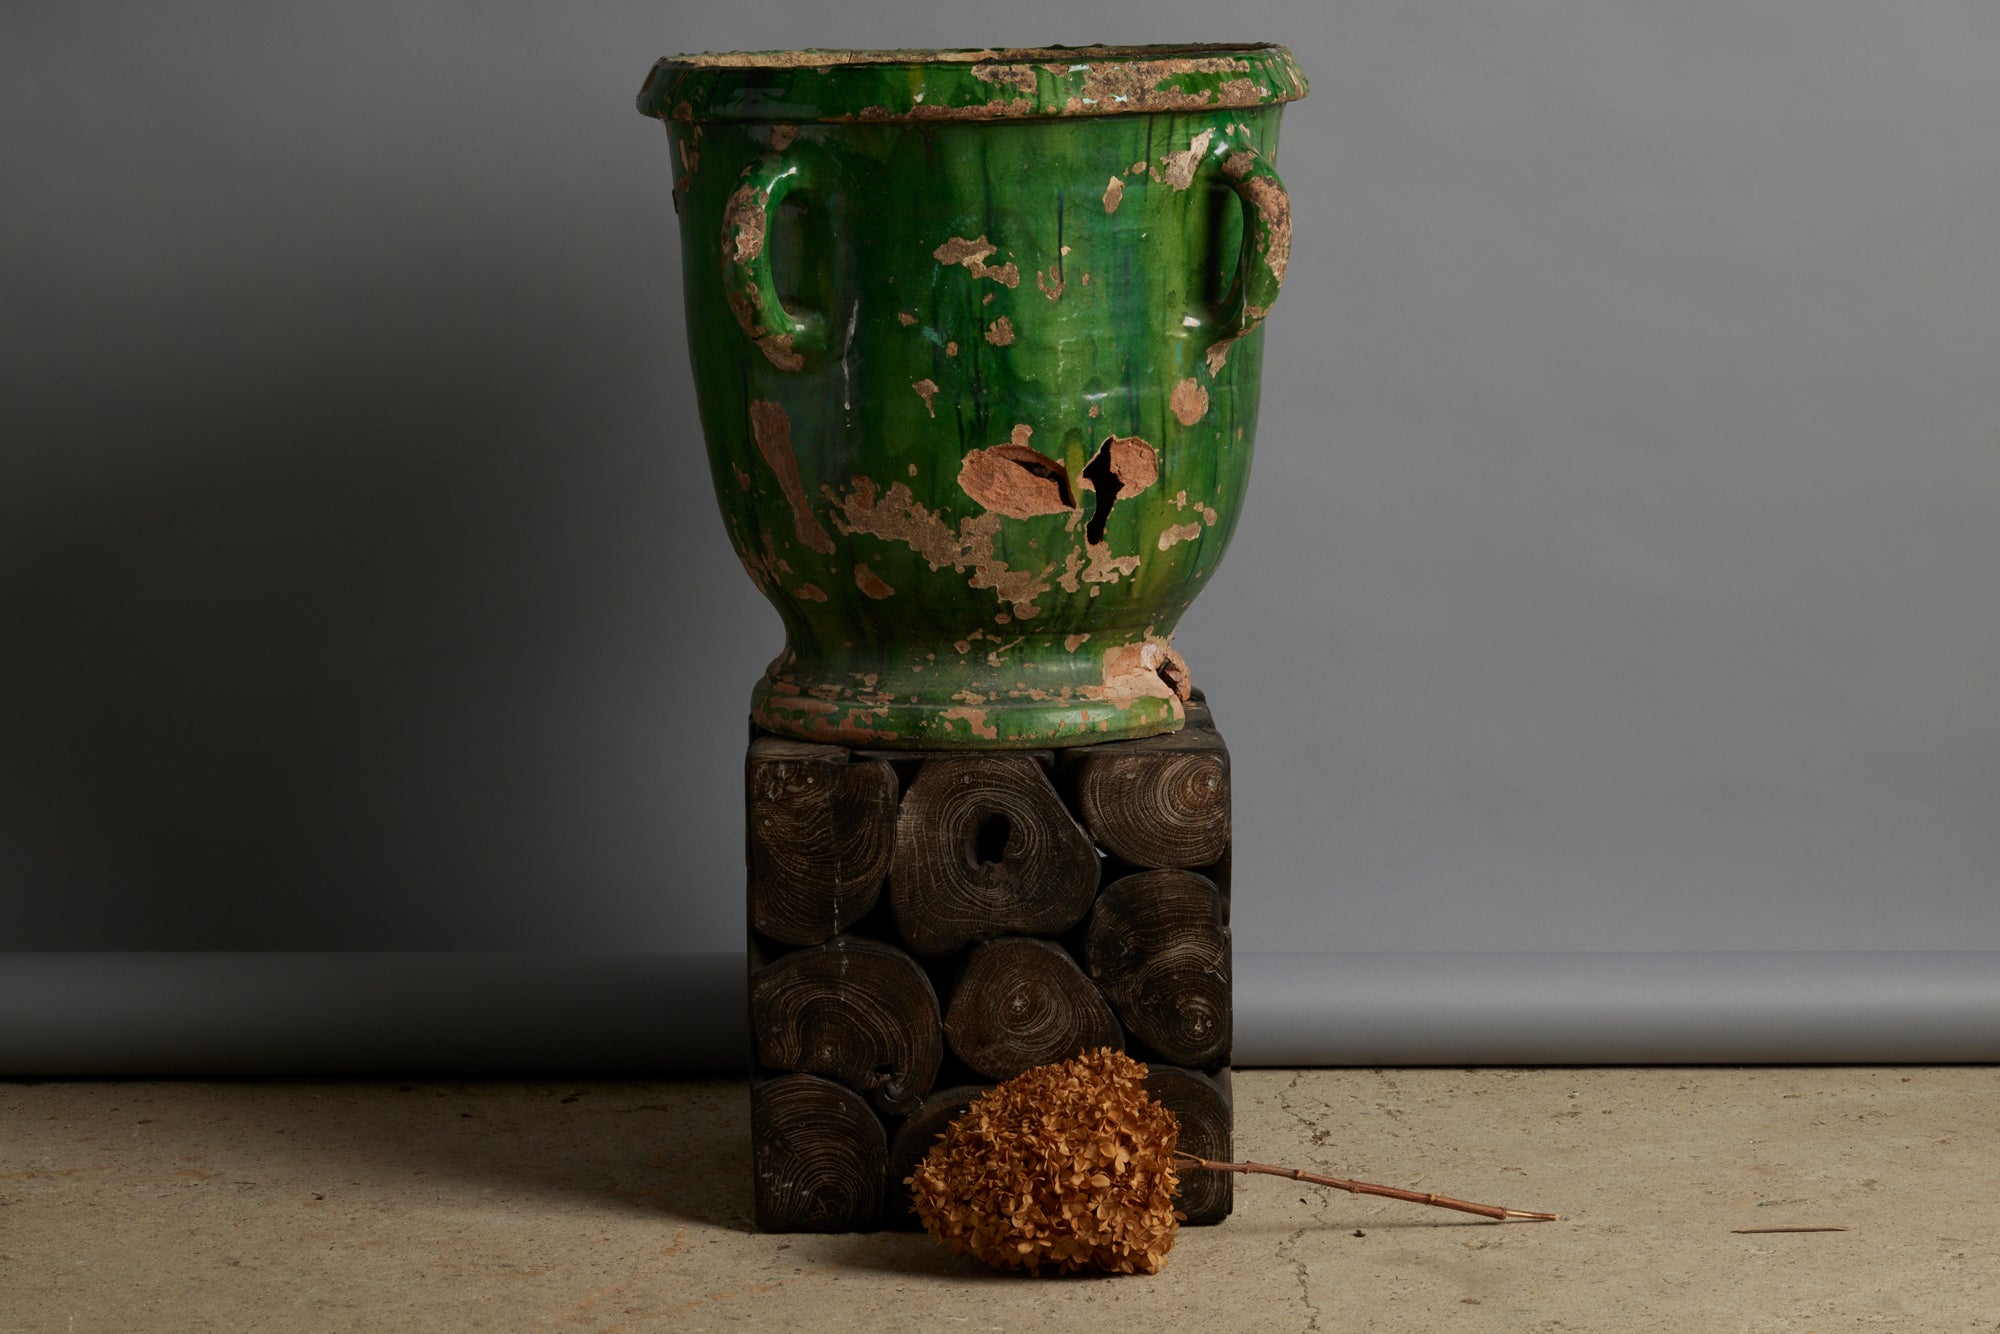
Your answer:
637;44;1306;747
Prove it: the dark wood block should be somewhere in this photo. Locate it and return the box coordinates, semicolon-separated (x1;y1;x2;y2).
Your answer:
1067;724;1231;870
747;737;897;946
1086;869;1232;1068
888;755;1099;957
944;936;1122;1081
747;705;1235;1234
751;1073;889;1233
750;936;941;1116
1145;1064;1234;1225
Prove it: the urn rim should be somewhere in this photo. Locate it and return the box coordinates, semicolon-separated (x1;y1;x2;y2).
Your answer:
637;42;1306;125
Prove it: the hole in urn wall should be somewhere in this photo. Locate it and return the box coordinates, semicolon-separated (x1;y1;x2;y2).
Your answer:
1081;435;1158;547
1083;438;1122;546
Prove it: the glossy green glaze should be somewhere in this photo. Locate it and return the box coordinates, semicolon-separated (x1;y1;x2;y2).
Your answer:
639;46;1305;747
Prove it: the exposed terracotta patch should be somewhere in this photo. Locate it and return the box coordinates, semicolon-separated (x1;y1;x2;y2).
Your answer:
1087;403;1100;418
732;463;753;492
898;311;919;326
795;583;828;602
933;235;1022;288
854;564;895;599
671;49;1297;127
912;378;940;417
1081;543;1140;585
1157;128;1215;191
1158;522;1204;551
940;706;999;740
1203;331;1241;377
718;181;808;371
749;400;834;554
1064;58;1260;115
724;274;805;371
1058;547;1085;593
1036;266;1066;301
838;478;958;567
1064;633;1090;652
769;124;798;151
945;340;959;356
721;184;768;263
1171;377;1209;426
983;636;1024;668
969;63;1038;95
984;316;1015;346
1197;502;1219;525
1103;175;1125;214
756;330;804;372
959;430;1076;519
1224;151;1291;287
739;530;786;594
668;46;1265;70
834;478;1053;617
1089;636;1194;710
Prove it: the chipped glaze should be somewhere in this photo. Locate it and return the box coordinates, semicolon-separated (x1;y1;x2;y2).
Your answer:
641;44;1304;747
639;44;1306;125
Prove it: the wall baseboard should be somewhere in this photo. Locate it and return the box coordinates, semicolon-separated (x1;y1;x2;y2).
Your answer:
1236;951;2000;1065
2;951;1993;1075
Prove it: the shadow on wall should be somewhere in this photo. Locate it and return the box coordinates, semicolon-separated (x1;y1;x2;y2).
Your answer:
0;205;757;951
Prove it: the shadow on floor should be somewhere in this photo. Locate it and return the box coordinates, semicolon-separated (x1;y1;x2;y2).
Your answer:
91;1077;762;1232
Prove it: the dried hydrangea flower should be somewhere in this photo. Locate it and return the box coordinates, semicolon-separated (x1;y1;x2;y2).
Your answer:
908;1047;1182;1275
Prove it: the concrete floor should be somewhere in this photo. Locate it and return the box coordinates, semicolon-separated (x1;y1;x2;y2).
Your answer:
2;1068;1994;1332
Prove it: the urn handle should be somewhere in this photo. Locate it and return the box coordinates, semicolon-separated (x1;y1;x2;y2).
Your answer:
1207;147;1292;370
718;153;824;371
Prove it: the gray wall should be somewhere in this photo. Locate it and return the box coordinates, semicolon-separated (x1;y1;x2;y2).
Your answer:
6;3;1999;1060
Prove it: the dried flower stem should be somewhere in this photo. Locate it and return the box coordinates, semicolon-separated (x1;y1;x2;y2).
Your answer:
1729;1226;1848;1234
1174;1151;1558;1222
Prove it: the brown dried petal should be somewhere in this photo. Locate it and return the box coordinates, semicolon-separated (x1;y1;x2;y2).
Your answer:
908;1048;1181;1275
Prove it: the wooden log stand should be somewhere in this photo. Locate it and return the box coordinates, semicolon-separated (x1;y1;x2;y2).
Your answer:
746;694;1235;1233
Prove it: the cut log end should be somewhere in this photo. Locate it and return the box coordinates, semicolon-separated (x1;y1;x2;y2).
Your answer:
1072;728;1230;869
749;739;898;946
1145;1065;1233;1224
752;1074;888;1232
751;937;942;1115
1086;869;1231;1067
945;936;1123;1081
890;755;1100;957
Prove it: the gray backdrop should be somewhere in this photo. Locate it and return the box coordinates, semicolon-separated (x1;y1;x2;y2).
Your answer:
6;2;1998;1068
